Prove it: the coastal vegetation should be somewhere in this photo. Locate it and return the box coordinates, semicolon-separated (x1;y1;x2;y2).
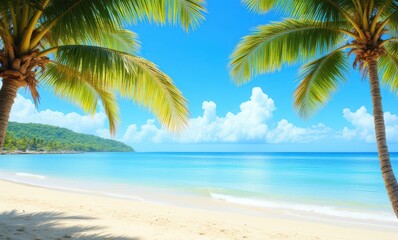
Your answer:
0;0;206;150
230;0;398;218
3;122;133;152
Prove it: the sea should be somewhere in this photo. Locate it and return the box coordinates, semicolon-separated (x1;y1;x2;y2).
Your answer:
0;152;397;226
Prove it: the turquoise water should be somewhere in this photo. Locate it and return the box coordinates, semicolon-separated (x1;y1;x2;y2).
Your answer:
0;152;397;222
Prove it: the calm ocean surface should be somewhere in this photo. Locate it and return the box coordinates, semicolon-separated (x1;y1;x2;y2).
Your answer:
0;152;397;223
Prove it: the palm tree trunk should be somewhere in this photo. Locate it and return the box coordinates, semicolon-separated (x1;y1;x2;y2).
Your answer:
368;59;398;218
0;79;20;151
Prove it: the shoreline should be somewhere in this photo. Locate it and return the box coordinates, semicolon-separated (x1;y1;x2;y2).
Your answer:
0;180;397;239
0;150;84;155
0;170;396;228
0;150;134;155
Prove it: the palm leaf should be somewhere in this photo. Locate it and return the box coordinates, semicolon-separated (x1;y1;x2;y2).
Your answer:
243;0;280;13
38;0;131;46
51;45;188;131
41;62;120;135
379;42;398;91
0;1;14;55
242;0;355;22
158;0;207;31
88;30;140;54
294;50;349;117
385;7;398;36
37;0;205;45
373;0;397;18
229;19;347;84
43;28;141;55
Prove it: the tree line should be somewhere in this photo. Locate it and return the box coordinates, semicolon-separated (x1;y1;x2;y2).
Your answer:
3;122;133;153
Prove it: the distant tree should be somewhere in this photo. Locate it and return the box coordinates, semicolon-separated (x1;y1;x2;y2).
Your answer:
31;137;37;150
5;122;134;152
3;132;16;150
17;137;29;151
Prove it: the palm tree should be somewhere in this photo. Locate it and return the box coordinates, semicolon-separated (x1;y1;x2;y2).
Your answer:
229;0;398;218
0;0;206;150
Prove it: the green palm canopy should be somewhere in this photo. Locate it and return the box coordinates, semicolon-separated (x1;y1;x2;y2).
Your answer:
230;0;398;218
0;0;206;146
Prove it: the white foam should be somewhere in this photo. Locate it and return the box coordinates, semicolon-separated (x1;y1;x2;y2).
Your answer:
1;171;146;202
103;193;143;201
15;172;47;179
1;171;395;224
210;193;396;223
0;172;92;193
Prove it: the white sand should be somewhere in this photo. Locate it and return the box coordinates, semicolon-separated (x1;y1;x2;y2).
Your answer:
0;180;397;240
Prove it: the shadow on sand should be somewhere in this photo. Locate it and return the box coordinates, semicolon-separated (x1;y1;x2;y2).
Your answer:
0;210;139;240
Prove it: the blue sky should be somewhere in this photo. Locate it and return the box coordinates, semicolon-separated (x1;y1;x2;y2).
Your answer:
10;1;398;152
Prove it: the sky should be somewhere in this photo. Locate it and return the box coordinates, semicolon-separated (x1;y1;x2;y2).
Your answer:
9;1;398;152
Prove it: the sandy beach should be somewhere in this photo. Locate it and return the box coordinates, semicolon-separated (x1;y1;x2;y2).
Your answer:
0;180;396;240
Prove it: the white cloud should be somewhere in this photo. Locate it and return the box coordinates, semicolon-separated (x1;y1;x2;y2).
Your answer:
6;87;338;146
182;87;275;143
267;120;332;143
342;106;398;143
10;94;107;135
122;87;332;145
122;119;169;144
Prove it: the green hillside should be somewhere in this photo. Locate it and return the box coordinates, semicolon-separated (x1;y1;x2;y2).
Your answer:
3;122;133;152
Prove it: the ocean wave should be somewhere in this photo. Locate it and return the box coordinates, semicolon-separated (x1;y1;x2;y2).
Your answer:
15;172;47;179
210;193;396;223
1;172;145;201
0;172;90;193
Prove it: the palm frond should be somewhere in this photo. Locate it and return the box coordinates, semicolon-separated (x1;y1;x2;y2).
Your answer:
38;0;126;47
117;0;206;30
242;0;280;13
0;0;17;19
41;62;120;135
379;42;398;91
294;50;349;117
0;1;13;41
43;29;140;55
159;0;207;31
51;45;188;131
87;30;140;54
373;0;397;18
385;7;398;36
36;0;205;47
229;19;347;84
242;0;355;22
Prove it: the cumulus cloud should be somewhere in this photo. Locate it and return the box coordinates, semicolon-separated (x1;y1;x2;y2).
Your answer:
10;94;107;135
182;87;275;143
122;87;332;145
6;87;339;146
122;119;169;144
342;106;398;143
267;120;332;143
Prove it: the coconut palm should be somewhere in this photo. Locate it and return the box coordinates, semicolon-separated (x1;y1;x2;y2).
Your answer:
0;0;206;150
229;0;398;218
